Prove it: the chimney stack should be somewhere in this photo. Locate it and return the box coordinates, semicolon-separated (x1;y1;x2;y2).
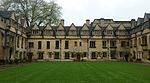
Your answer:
86;19;90;25
131;19;136;28
60;19;64;26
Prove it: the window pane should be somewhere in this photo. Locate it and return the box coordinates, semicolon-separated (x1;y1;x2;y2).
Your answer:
65;41;69;49
38;41;42;49
47;41;50;49
55;41;59;49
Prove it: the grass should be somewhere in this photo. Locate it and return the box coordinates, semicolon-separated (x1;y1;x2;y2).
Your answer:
0;61;150;83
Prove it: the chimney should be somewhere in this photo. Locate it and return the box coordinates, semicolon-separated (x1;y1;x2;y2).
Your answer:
86;19;90;25
131;19;136;28
60;19;64;26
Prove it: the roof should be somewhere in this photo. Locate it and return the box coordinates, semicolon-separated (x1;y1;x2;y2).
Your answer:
0;11;13;19
114;21;131;23
137;17;144;25
145;13;150;19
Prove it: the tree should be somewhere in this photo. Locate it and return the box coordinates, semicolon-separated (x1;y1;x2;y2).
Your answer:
0;0;62;27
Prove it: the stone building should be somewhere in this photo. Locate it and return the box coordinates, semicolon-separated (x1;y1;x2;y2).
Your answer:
0;11;27;63
27;13;150;62
0;11;150;62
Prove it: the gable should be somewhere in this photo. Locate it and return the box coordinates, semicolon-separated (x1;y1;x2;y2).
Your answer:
18;18;21;24
45;24;52;30
23;21;27;28
57;24;64;30
118;24;125;30
11;12;16;21
82;24;89;30
106;24;113;30
32;24;39;30
94;24;101;30
70;23;76;30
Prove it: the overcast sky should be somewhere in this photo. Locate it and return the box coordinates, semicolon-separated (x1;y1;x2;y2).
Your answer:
54;0;150;26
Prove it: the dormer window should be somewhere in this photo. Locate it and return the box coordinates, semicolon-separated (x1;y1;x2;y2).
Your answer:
32;30;39;35
83;30;88;34
69;30;76;36
118;30;126;35
81;30;88;36
94;30;101;36
56;30;64;36
107;30;113;35
45;30;53;35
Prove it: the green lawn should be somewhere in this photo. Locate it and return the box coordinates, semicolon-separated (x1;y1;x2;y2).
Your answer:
0;62;150;83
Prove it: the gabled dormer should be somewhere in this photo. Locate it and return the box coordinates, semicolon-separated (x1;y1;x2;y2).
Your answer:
44;23;53;36
106;24;113;30
69;23;76;30
104;24;113;35
144;13;150;22
118;24;125;30
45;23;52;30
23;20;27;28
117;24;127;36
57;23;64;30
80;24;89;36
69;23;77;36
17;18;21;24
31;24;40;35
10;12;16;21
94;24;101;30
93;24;101;36
32;24;39;30
56;23;64;36
82;23;89;30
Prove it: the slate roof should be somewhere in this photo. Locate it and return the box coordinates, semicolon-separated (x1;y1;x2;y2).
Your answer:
29;13;150;37
0;11;13;19
145;13;150;19
137;17;144;25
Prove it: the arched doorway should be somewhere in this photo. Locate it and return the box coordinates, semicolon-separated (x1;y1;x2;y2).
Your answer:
76;53;81;61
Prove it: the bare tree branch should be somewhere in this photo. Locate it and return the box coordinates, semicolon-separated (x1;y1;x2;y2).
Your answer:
0;0;62;28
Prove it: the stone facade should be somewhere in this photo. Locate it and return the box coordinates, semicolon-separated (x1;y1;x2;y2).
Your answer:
0;11;150;62
0;11;27;63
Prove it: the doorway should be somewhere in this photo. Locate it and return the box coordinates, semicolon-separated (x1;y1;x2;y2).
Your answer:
111;51;116;59
76;53;81;61
38;52;44;59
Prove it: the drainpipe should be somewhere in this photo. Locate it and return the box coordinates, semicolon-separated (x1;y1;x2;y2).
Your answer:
107;39;111;60
87;39;90;60
60;39;62;61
